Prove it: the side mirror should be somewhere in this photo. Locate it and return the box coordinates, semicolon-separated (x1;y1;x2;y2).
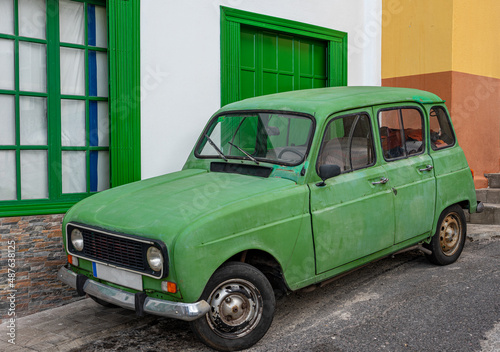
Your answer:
265;126;280;136
316;164;341;187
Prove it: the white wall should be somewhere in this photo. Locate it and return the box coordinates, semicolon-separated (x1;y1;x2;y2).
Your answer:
140;0;382;179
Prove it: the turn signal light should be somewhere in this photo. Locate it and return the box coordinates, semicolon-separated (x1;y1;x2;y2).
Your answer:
161;281;177;293
67;254;78;266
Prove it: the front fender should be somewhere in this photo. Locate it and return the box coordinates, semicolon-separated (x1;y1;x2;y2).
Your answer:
172;184;311;302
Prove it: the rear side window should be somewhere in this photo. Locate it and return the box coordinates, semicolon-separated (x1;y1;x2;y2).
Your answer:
429;106;455;150
378;107;424;160
317;113;375;174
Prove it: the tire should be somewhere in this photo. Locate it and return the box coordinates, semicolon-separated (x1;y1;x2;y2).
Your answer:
425;205;466;265
190;262;276;351
89;295;119;308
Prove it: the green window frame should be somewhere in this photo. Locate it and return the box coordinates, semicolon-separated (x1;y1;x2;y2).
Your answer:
0;0;140;217
221;6;348;106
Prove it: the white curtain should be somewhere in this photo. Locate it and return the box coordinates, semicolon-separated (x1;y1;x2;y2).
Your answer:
0;151;17;201
19;0;46;39
59;0;84;44
61;99;86;146
0;39;15;90
95;51;108;97
62;151;86;193
19;42;47;92
96;151;109;191
0;94;15;145
97;102;109;146
93;5;107;48
60;47;85;95
0;0;14;35
20;96;47;145
21;150;48;199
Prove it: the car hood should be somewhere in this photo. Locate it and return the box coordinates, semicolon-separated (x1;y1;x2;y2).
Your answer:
64;168;296;243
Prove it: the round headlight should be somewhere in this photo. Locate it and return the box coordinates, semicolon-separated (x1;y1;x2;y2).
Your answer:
147;246;163;272
71;229;84;251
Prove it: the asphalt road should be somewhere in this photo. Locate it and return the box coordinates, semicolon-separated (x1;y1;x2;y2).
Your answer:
76;238;500;352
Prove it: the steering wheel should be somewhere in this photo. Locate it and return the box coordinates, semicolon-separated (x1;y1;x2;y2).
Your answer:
278;148;304;159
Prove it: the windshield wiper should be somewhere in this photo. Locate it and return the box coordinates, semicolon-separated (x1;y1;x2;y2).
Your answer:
204;134;228;161
228;141;259;165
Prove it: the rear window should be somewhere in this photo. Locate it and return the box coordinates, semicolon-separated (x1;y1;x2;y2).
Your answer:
429;106;455;150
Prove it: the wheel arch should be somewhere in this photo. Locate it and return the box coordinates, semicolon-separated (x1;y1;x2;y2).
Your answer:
457;199;470;210
433;199;469;233
226;249;289;298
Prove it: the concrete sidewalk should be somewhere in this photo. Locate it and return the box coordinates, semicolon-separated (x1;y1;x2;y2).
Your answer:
0;298;157;351
1;224;499;352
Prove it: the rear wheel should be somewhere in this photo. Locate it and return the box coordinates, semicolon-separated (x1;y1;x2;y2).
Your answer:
425;205;466;265
190;262;275;351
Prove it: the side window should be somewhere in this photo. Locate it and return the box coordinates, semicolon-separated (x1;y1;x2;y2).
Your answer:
429;106;455;150
318;113;375;174
378;108;424;160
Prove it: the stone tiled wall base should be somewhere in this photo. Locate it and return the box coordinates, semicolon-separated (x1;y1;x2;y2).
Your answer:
0;215;82;322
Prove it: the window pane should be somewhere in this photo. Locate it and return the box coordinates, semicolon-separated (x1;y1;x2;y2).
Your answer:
60;47;85;95
0;39;15;90
19;41;47;92
430;107;456;150
318;114;374;172
19;0;46;39
62;151;86;193
401;108;424;155
20;96;47;145
61;99;86;146
0;151;17;201
88;5;107;48
21;150;48;199
59;0;84;45
89;101;109;147
0;95;16;145
89;51;108;97
379;109;404;160
90;151;109;192
0;0;14;35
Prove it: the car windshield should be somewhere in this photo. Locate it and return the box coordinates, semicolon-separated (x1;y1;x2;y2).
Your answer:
197;112;314;165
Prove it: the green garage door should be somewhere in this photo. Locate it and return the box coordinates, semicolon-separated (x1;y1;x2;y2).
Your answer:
240;26;328;100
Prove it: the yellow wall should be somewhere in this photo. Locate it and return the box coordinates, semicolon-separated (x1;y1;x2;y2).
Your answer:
382;0;453;79
383;0;500;79
452;0;500;79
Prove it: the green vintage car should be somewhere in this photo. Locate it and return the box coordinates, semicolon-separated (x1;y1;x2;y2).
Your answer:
58;87;482;351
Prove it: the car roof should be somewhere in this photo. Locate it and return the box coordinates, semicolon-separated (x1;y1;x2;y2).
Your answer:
218;86;444;121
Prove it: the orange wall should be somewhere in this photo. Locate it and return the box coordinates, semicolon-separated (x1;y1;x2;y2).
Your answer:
382;0;500;188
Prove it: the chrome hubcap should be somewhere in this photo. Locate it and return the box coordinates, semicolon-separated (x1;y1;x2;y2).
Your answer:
439;213;462;256
207;279;263;339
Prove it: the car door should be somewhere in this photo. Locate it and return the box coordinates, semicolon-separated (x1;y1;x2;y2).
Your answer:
309;110;395;274
376;105;436;244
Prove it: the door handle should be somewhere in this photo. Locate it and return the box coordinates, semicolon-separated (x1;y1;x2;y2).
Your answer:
372;177;389;185
418;165;434;172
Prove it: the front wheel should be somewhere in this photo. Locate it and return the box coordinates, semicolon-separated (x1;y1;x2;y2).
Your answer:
190;262;275;351
425;205;466;265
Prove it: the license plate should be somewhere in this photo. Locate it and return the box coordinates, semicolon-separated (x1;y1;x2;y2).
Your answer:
92;262;143;291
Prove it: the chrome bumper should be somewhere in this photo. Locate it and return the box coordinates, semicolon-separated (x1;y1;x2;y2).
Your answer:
58;266;210;322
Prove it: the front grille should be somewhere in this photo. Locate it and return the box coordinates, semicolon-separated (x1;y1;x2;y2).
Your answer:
82;230;146;271
66;223;168;278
